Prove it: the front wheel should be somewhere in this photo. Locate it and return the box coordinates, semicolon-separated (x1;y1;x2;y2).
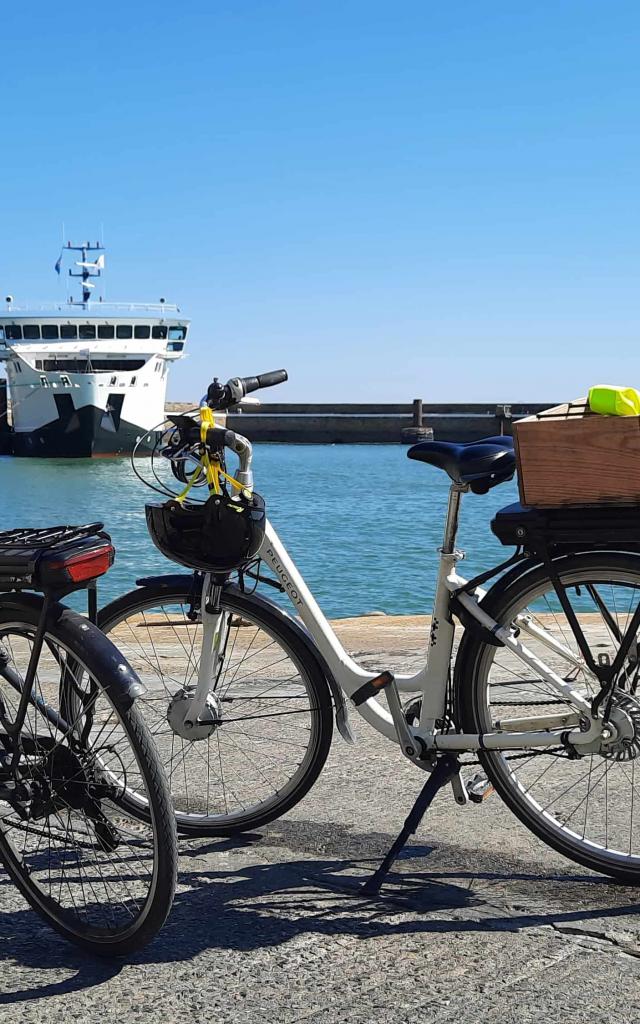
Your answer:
99;581;334;836
456;551;640;883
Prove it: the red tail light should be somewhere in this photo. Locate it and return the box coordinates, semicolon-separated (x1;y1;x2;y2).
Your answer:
48;545;114;583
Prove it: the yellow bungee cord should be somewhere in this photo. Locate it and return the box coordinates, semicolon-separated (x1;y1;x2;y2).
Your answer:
174;406;250;505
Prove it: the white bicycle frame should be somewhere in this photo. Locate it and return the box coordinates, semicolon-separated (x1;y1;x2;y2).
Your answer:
187;432;606;762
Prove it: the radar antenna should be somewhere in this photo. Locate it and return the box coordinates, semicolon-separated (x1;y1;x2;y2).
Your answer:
58;241;106;305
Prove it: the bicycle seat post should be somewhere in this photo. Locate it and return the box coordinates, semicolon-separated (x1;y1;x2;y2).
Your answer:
442;483;468;555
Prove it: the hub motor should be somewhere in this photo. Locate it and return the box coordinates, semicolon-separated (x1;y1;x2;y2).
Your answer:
167;689;222;740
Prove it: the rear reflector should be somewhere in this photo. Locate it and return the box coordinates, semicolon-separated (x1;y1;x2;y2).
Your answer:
48;546;114;583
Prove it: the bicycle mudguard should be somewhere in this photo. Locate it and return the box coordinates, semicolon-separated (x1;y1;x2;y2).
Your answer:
456;544;640;611
0;592;145;707
135;574;194;589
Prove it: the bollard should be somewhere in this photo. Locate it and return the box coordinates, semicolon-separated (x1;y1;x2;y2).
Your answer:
401;398;433;444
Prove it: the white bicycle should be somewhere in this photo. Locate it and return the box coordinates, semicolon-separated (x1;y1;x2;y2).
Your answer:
100;370;640;885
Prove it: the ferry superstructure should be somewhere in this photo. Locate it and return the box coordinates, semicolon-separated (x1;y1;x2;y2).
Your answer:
0;242;188;457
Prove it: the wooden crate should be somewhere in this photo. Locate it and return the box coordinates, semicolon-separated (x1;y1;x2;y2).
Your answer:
513;398;640;507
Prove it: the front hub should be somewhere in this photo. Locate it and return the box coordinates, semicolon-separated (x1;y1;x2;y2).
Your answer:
167;689;222;740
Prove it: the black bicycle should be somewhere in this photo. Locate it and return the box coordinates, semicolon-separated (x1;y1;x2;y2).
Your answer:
0;523;177;955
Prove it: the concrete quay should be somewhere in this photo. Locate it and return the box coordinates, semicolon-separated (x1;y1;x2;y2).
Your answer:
3;613;640;1024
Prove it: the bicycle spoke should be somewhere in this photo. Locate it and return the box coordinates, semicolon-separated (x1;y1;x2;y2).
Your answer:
477;565;640;874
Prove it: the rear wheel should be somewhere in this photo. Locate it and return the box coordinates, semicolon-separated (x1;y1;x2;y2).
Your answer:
0;601;177;955
456;552;640;882
99;582;334;836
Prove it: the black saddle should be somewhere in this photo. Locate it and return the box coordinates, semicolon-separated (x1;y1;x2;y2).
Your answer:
407;435;516;493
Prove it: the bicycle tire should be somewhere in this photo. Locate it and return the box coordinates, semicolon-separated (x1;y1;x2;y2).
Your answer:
99;581;334;836
456;550;640;882
0;597;178;955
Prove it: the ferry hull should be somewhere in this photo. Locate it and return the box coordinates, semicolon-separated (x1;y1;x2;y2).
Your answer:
11;405;157;458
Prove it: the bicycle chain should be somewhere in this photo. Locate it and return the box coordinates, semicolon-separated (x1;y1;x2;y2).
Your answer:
458;746;566;768
492;699;568;707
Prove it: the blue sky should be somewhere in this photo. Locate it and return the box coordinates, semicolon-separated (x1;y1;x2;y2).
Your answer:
1;1;639;402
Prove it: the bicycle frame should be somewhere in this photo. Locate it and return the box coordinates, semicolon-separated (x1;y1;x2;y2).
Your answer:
187;475;604;760
258;512;599;755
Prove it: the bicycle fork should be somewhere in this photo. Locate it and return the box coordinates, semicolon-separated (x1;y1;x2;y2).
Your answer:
182;574;228;730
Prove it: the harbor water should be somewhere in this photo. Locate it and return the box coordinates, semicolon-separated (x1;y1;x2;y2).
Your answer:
0;445;519;618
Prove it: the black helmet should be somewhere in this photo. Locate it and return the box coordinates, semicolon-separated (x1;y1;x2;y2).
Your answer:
145;490;266;573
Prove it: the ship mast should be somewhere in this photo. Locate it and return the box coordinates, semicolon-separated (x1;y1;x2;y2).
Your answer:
62;241;105;305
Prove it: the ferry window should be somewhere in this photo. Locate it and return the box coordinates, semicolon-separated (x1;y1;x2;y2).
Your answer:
13;361;22;373
152;325;167;339
60;375;71;387
79;325;96;340
110;376;117;385
167;341;184;352
116;325;133;339
60;325;77;339
41;325;59;340
168;326;187;341
92;359;145;371
134;325;150;339
5;325;22;341
22;325;40;340
35;360;43;369
0;327;4;341
131;376;137;386
39;375;49;388
98;325;115;339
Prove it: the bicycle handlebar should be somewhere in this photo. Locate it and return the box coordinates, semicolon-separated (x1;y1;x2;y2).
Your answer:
205;368;288;410
241;369;288;394
167;368;285;489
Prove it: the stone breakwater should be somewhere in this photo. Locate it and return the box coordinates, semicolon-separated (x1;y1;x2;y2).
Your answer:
166;401;555;443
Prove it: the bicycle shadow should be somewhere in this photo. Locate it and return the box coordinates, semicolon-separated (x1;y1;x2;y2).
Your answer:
160;824;640;956
0;882;121;1002
1;821;639;1003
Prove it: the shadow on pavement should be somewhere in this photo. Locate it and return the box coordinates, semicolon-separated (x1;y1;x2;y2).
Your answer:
1;822;640;1002
0;914;122;1003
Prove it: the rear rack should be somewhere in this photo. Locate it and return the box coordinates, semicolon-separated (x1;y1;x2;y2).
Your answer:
0;523;104;551
0;523;112;594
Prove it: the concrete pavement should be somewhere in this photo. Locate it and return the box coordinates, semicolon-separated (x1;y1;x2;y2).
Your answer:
1;615;640;1023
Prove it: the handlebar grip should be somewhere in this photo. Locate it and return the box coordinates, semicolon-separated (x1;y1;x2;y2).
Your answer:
185;423;232;447
256;369;288;389
240;369;288;395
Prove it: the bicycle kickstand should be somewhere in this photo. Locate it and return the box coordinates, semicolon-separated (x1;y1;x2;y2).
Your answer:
361;754;461;896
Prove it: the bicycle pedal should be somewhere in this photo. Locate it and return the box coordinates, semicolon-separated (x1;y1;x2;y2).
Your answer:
466;773;494;804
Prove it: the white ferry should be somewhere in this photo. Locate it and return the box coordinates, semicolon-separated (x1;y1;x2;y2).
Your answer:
0;242;188;457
